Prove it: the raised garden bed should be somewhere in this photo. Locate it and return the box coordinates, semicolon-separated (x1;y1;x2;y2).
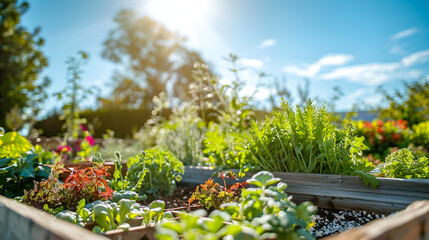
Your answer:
2;193;428;240
182;166;429;213
2;164;429;240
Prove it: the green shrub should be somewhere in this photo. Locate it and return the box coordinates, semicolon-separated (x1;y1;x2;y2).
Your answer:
242;100;378;188
410;121;429;151
384;148;429;179
126;148;184;197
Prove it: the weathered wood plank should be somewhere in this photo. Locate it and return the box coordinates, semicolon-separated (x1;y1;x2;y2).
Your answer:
291;194;407;213
325;200;429;240
0;195;108;240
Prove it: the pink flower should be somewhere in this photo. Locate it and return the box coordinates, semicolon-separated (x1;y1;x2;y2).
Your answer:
80;124;88;132
86;135;95;146
57;145;71;152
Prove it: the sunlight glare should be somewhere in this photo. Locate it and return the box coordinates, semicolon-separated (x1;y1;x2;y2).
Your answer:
145;0;214;33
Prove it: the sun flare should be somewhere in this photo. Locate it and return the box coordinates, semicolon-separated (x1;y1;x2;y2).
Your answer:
144;0;214;33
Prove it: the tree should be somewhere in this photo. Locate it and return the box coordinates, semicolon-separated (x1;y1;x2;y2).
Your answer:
378;77;429;125
0;0;49;132
100;10;210;110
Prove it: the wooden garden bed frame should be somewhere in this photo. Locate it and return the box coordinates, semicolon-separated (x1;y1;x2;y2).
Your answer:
0;195;107;240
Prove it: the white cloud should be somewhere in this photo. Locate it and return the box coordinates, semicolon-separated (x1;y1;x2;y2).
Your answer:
390;28;419;41
238;58;264;68
259;38;276;48
389;45;405;55
318;49;429;85
320;62;402;85
401;49;429;66
283;54;353;78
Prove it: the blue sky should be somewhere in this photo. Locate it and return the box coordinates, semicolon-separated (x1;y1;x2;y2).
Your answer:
22;0;429;115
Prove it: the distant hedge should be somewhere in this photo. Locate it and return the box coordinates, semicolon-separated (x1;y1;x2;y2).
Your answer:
35;108;170;138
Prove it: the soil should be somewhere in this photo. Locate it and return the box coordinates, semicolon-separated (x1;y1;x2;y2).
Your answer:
141;185;197;210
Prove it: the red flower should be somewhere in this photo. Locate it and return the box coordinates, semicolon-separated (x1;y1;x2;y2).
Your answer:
377;120;383;127
392;133;400;141
364;121;373;128
86;135;95;146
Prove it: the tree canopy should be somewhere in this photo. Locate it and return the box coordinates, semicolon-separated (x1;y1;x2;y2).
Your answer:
0;0;49;131
100;10;210;110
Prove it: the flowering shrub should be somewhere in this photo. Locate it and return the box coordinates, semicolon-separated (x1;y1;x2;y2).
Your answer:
354;119;410;161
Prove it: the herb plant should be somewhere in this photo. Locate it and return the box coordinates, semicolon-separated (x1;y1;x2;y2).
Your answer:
156;171;317;240
242;100;378;188
384;148;429;179
126;148;184;197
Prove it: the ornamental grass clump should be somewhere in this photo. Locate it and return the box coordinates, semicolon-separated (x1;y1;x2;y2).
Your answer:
242;99;378;188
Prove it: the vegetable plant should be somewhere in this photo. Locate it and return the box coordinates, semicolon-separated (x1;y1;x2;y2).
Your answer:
58;198;173;233
188;171;248;210
383;148;429;179
126;148;184;197
157;171;317;240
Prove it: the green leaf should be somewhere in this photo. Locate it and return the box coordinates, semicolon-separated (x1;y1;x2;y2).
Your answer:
19;166;36;179
352;170;380;189
247;171;280;188
0;158;13;168
0;132;33;158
